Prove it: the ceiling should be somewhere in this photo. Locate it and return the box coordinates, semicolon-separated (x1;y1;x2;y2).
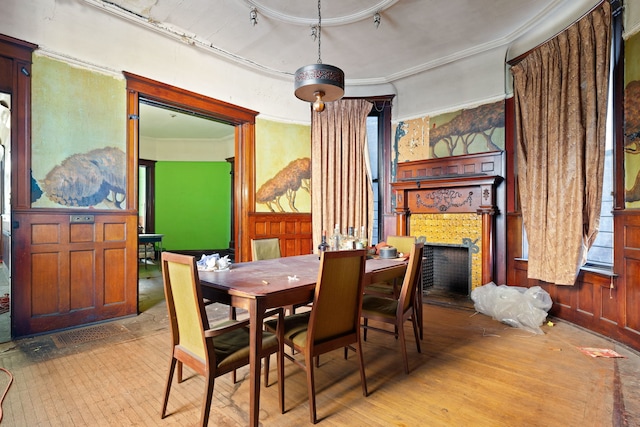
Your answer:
97;0;564;83
106;0;575;138
139;102;234;140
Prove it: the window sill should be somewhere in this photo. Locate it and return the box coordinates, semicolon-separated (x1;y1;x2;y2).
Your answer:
514;258;616;278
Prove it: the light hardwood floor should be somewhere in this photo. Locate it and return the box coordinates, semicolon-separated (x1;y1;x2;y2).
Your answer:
0;272;638;426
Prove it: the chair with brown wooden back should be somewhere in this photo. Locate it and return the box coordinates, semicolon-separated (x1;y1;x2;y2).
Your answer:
160;252;283;426
264;249;368;424
361;242;424;374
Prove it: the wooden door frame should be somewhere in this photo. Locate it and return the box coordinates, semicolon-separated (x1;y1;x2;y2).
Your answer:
124;73;258;261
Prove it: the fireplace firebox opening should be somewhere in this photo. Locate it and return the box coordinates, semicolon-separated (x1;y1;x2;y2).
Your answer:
423;244;471;297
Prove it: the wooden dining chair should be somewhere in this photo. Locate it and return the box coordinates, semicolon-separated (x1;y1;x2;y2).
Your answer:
251;237;281;261
160;252;283;427
368;235;424;340
251;237;304;321
264;249;368;424
386;235;417;257
365;235;416;298
361;242;424;374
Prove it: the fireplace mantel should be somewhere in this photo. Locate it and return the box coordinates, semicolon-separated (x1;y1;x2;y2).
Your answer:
391;151;505;285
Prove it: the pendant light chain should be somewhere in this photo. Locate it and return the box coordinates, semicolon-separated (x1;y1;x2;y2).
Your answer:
317;0;322;64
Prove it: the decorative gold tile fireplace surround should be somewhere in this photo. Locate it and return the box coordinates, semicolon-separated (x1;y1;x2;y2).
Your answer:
391;152;504;291
411;213;482;290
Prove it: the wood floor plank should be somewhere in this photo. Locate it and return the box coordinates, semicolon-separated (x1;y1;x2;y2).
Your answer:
0;286;638;426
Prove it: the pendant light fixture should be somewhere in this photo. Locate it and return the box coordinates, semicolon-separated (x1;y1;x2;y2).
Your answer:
294;0;344;112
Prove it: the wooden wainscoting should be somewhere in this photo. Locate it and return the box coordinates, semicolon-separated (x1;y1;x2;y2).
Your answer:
246;212;312;261
508;210;640;352
12;210;138;337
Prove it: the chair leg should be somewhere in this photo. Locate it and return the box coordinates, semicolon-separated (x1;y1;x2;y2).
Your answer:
277;313;285;414
411;312;422;354
355;339;368;397
200;372;215;427
398;320;410;375
264;354;270;386
305;352;318;424
177;361;183;383
415;287;423;340
161;358;177;419
363;318;368;341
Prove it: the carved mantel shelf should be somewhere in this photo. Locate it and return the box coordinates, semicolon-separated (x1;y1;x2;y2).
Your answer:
391;151;505;284
391;174;503;215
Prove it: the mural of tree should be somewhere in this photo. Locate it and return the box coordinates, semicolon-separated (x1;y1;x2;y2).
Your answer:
256;157;310;212
624;80;640;203
430;101;505;157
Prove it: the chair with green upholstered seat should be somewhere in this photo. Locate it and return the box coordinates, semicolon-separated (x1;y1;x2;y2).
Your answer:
367;235;424;339
160;252;283;426
264;249;368;424
364;235;416;298
361;242;424;374
386;235;417;257
251;237;281;261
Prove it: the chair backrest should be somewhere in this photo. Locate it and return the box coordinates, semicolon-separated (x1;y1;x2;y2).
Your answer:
161;252;210;364
386;235;417;255
307;249;367;345
398;243;425;313
251;238;282;261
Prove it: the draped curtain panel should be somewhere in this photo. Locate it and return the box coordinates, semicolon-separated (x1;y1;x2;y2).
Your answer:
511;1;611;285
311;99;373;249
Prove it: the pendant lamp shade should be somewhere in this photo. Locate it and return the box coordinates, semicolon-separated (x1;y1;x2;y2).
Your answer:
294;64;344;104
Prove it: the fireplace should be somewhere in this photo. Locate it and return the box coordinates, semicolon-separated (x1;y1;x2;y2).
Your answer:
391;152;504;292
423;244;471;296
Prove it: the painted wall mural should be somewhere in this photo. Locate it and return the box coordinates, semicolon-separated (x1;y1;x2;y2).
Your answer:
429;101;505;158
625;31;640;209
393;101;505;165
256;157;310;212
255;119;311;213
34;147;126;208
31;55;127;209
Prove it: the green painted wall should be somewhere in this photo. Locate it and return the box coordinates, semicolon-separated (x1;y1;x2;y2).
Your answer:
155;161;231;250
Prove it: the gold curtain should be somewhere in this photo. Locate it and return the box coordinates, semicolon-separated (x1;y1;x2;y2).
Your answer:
311;99;373;248
511;2;611;285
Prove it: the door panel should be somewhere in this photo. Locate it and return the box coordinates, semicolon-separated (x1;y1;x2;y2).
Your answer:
12;211;137;336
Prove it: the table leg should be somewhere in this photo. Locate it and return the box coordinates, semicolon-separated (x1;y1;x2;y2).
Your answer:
249;298;265;427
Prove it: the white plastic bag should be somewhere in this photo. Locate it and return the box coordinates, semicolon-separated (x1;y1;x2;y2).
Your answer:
470;282;552;334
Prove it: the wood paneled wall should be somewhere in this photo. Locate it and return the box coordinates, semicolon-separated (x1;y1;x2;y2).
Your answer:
507;211;640;351
12;211;138;336
245;212;313;261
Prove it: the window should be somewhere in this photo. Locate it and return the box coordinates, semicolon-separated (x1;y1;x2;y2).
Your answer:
367;115;380;244
365;97;393;245
585;77;614;267
521;25;615;269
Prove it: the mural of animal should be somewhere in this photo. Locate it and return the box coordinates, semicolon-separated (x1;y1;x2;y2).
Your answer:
37;146;126;208
256;157;310;212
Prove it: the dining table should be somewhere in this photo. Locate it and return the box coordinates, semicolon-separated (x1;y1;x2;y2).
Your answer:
198;253;408;427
